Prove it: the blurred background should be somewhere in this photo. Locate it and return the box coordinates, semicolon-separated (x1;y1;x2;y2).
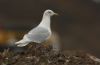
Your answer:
0;0;100;57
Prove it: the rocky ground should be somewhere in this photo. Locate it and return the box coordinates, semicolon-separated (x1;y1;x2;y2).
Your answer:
0;43;100;65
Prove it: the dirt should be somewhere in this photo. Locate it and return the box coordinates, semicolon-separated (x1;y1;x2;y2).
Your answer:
0;43;100;65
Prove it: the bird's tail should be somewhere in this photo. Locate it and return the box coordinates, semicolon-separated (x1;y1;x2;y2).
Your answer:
15;39;29;47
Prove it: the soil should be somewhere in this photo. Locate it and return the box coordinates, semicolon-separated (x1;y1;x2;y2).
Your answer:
0;43;100;65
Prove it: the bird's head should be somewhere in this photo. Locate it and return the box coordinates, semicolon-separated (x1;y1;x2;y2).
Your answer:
44;9;58;16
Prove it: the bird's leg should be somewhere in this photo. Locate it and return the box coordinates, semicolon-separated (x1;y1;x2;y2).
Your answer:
52;42;60;54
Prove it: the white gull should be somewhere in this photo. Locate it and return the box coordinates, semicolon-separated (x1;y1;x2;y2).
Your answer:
15;9;58;47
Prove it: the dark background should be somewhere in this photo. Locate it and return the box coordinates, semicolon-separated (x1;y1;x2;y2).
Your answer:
0;0;100;57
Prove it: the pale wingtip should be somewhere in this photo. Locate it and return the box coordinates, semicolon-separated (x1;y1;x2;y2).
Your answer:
15;40;23;45
16;43;29;47
17;44;26;47
14;42;24;47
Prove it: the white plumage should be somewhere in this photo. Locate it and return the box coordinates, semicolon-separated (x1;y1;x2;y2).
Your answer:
15;9;58;47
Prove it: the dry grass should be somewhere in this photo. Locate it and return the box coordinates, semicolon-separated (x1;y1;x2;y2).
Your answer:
0;43;100;65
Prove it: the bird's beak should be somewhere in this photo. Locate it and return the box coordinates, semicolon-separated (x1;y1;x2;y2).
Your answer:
54;13;58;15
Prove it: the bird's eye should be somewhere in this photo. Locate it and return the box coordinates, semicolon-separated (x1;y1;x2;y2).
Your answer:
48;11;51;14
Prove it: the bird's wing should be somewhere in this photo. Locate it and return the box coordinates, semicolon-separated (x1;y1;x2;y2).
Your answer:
24;27;51;43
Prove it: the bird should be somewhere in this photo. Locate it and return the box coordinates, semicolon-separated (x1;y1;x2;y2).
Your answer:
15;9;58;47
